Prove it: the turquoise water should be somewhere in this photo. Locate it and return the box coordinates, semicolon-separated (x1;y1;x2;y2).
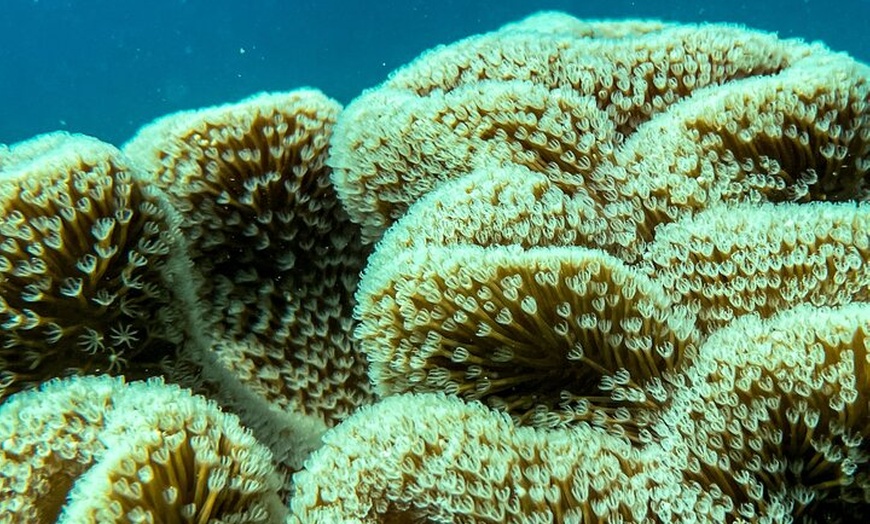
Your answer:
0;0;868;145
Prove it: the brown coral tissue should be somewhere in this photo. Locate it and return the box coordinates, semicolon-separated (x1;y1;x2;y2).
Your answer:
123;90;372;428
306;11;869;524
1;10;869;524
0;133;196;402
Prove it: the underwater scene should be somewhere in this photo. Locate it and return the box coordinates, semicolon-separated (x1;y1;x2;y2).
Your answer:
0;0;869;522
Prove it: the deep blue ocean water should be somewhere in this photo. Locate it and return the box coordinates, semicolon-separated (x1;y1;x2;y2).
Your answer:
0;0;867;146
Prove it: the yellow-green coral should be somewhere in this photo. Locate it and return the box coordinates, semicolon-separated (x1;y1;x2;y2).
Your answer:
304;11;870;524
356;241;698;434
0;10;868;524
0;375;285;524
639;202;870;333
124;90;372;428
290;392;712;523
0;132;197;402
657;303;870;520
328;19;835;244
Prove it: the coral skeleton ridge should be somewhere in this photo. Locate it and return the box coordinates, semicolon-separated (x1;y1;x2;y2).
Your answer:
1;11;869;524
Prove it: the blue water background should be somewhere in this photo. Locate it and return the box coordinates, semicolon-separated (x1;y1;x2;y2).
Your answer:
0;0;867;146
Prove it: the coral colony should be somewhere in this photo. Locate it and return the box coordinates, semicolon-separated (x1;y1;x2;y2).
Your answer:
1;12;869;524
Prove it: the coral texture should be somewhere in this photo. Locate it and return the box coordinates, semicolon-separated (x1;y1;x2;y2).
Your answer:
310;12;869;524
0;133;198;402
123;91;372;428
290;392;699;523
0;10;868;524
328;18;848;244
0;375;285;524
292;304;870;523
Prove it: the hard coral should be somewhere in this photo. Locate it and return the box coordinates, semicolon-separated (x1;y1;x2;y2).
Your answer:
124;90;372;429
0;375;284;524
0;132;197;402
298;11;870;524
328;19;838;244
0;10;868;524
